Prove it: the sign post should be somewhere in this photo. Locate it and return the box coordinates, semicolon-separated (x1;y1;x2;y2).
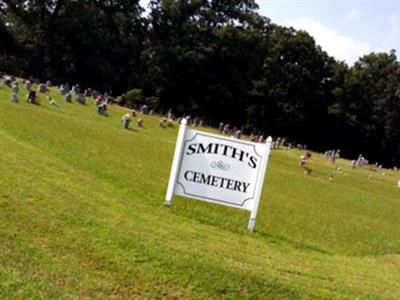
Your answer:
165;118;187;207
247;136;272;231
165;124;272;231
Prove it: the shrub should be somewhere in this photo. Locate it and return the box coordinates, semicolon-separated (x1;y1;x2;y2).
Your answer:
124;89;142;106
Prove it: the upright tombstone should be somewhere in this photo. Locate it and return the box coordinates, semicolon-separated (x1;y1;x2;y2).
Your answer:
71;84;80;95
59;84;66;95
60;84;71;95
12;82;19;94
27;91;36;103
76;93;86;104
165;119;272;231
234;130;242;139
65;92;72;103
4;78;11;87
11;93;19;103
92;90;101;98
84;88;92;97
141;104;149;114
46;80;52;87
38;83;47;93
218;123;224;133
25;80;32;92
65;83;70;94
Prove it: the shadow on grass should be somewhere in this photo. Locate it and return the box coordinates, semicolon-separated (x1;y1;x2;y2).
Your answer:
169;204;330;256
251;230;331;255
125;128;138;132
27;101;41;106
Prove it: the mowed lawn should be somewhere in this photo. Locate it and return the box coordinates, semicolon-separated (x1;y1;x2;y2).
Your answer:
0;82;400;299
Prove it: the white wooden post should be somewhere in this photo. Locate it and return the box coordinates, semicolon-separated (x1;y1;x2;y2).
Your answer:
165;118;187;207
248;136;272;231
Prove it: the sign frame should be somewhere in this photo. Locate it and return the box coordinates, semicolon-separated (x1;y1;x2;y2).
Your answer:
165;119;272;231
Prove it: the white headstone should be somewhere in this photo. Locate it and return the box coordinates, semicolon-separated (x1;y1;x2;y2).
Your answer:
25;81;32;92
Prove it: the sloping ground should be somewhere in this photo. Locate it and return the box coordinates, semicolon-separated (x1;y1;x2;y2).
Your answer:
0;83;399;299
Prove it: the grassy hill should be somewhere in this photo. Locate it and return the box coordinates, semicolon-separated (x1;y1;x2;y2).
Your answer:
0;82;399;299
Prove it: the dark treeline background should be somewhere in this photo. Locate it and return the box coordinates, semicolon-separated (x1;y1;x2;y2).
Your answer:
1;0;399;166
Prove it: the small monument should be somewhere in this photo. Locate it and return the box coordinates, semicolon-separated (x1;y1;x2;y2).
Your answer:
37;83;47;93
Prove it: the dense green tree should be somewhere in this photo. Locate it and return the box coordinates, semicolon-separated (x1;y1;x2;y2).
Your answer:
1;0;145;92
0;0;399;165
328;51;400;163
250;25;336;143
144;0;269;123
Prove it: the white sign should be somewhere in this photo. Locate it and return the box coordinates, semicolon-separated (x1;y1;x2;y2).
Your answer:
165;119;272;231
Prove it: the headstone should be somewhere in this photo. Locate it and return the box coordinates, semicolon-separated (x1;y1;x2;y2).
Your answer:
281;138;286;147
300;151;312;175
76;93;86;104
46;80;52;87
84;88;92;97
37;83;47;93
234;130;242;139
92;90;101;98
160;117;167;128
11;93;19;103
140;105;149;114
276;137;281;149
59;84;66;95
12;82;19;94
71;84;80;95
223;124;230;135
65;92;72;103
25;81;32;92
121;113;132;129
351;160;356;168
27;91;36;103
98;103;107;115
218;123;224;133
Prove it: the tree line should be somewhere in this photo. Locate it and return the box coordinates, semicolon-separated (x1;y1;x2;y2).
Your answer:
1;0;399;166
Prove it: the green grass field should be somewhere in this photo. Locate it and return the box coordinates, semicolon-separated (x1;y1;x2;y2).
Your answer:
1;81;400;299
